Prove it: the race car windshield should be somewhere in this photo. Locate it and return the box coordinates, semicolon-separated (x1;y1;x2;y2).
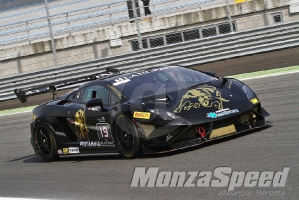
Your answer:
108;66;217;99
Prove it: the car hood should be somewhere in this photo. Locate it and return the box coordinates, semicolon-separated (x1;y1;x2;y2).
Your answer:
129;78;253;123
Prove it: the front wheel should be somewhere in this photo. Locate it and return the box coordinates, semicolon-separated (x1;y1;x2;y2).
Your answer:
34;121;59;162
114;115;142;158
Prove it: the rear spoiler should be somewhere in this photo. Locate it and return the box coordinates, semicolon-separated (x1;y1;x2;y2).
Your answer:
14;67;120;103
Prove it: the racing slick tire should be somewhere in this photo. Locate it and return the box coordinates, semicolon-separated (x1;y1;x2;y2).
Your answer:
114;115;142;159
34;121;59;162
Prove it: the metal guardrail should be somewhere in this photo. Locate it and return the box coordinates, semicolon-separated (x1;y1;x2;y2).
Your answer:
0;0;222;47
1;20;298;101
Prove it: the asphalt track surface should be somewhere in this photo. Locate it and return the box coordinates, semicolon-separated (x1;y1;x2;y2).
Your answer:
0;47;299;111
0;71;298;199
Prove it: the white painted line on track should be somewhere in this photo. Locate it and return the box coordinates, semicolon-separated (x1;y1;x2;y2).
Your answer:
0;110;32;117
0;198;49;200
237;70;299;81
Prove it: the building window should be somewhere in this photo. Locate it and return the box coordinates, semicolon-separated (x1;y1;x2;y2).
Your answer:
131;39;148;51
273;13;283;23
202;27;217;38
183;29;200;41
166;33;182;44
130;21;239;51
150;37;164;48
219;22;236;34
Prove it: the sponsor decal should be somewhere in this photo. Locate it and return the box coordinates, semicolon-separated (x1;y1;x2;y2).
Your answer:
130;167;290;191
75;108;89;140
62;148;68;154
87;106;101;111
174;86;230;113
250;98;259;104
207;108;239;119
133;111;151;119
68;147;80;154
112;66;177;86
209;124;236;139
97;117;106;122
124;66;177;79
57;149;63;154
108;84;123;99
80;140;115;147
80;141;101;147
112;77;131;86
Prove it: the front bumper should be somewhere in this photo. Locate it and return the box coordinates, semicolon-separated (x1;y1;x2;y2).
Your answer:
142;106;271;154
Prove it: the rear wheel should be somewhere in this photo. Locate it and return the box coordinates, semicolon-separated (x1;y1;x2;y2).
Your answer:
115;115;142;158
34;121;59;162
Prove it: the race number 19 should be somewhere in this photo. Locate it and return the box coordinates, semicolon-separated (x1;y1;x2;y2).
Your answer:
96;123;115;146
96;123;112;139
98;126;109;138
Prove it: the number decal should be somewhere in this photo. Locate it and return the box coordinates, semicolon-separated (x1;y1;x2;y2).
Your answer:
98;126;109;138
96;123;115;146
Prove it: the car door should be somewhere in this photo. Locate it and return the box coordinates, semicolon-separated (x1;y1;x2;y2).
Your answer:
66;83;115;148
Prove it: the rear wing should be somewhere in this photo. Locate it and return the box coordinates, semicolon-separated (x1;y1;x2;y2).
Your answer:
14;67;120;103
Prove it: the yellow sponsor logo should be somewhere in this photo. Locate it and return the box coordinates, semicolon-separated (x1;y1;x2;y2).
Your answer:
209;124;236;139
75;109;89;140
133;112;151;119
62;148;69;154
174;86;229;113
234;0;251;4
108;84;123;99
250;98;259;105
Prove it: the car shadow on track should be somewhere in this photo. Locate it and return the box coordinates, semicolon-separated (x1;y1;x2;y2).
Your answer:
6;154;38;162
21;153;124;163
15;126;271;163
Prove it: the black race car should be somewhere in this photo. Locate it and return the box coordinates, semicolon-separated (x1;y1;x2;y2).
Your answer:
14;65;270;161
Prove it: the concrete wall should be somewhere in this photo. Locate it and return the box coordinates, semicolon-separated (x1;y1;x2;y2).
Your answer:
0;0;298;77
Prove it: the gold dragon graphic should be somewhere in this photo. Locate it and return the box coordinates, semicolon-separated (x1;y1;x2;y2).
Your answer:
174;86;230;113
75;108;89;140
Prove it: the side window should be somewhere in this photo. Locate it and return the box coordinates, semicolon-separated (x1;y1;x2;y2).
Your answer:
66;89;82;102
110;91;120;105
82;84;110;104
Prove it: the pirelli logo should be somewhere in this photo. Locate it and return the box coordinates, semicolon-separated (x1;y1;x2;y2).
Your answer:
133;112;151;119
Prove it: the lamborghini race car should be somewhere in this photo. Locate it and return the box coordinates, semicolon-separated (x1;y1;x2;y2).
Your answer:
14;65;270;161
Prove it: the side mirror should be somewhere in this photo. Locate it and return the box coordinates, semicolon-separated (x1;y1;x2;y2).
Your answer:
86;98;103;109
205;70;216;76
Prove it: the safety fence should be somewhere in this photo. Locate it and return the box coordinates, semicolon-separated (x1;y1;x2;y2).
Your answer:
1;0;293;75
0;0;230;47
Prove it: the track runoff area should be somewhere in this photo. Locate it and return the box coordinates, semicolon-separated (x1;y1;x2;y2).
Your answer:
0;65;298;117
0;66;299;200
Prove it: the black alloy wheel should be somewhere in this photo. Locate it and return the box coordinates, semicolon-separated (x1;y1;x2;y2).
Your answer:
34;121;59;162
115;115;142;158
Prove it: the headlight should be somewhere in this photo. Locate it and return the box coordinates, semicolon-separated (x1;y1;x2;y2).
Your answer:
32;113;36;121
